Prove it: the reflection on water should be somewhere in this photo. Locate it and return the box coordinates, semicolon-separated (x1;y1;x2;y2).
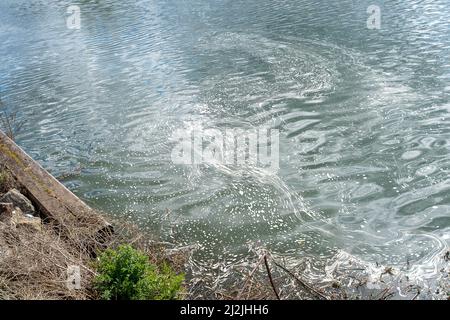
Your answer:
1;0;449;296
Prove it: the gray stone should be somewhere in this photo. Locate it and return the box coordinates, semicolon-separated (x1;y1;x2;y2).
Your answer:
0;188;35;215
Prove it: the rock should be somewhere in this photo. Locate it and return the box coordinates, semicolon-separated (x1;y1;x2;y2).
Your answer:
0;188;35;215
0;203;41;232
15;214;42;232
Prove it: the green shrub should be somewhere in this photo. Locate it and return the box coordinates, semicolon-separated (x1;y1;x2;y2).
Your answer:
94;244;184;300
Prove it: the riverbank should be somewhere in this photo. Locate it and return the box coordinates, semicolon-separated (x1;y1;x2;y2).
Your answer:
0;130;186;299
0;166;187;299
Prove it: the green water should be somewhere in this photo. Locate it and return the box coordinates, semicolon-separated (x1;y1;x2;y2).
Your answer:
1;0;449;294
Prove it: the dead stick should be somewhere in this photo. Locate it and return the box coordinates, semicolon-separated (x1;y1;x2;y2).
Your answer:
272;259;329;300
263;254;280;300
237;255;265;299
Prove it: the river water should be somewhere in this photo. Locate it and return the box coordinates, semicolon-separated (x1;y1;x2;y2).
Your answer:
1;0;449;296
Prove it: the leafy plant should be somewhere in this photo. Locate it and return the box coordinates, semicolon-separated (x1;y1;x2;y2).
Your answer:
94;244;184;300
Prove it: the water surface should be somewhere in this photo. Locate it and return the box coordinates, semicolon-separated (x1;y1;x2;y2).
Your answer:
1;0;449;295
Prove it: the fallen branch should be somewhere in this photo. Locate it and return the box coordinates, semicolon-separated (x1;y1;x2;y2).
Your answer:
263;254;280;300
271;258;329;300
236;255;265;299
